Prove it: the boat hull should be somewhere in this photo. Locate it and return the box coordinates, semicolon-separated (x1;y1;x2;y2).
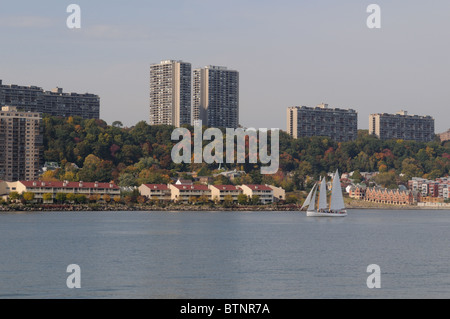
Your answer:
306;210;347;217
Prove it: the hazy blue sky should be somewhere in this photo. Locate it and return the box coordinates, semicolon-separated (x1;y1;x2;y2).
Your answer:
1;1;449;133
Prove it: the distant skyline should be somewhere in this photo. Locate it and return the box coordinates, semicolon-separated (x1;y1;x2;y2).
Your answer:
1;1;449;133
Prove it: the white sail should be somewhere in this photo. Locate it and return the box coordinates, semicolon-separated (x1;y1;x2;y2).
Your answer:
318;177;328;211
301;184;316;210
330;170;345;211
309;185;318;211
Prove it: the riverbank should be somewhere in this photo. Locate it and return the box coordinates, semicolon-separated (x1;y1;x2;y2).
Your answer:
1;200;449;212
345;198;450;210
0;203;300;212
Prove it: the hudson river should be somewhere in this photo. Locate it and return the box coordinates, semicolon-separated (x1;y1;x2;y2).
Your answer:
0;210;449;299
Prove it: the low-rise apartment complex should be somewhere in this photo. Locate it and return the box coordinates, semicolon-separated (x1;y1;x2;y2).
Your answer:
408;177;449;200
138;184;171;201
1;180;120;201
138;183;280;204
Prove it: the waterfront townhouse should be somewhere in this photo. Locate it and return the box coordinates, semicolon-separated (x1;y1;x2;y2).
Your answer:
239;185;274;204
169;184;211;203
365;187;413;205
348;185;367;200
209;185;242;203
138;184;171;201
266;184;286;202
6;180;120;202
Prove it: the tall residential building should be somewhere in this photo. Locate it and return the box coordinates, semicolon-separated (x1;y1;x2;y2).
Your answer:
149;60;191;127
0;79;100;119
193;66;239;128
0;106;42;181
369;111;435;142
287;103;358;142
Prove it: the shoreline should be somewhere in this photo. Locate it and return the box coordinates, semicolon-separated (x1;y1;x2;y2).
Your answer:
1;202;449;212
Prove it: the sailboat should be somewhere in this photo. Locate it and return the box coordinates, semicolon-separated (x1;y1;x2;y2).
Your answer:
301;170;347;217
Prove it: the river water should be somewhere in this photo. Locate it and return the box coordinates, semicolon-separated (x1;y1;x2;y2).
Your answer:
0;209;449;299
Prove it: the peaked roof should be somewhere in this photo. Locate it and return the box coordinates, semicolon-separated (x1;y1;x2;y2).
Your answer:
171;184;209;191
142;184;169;190
241;184;273;191
210;185;240;191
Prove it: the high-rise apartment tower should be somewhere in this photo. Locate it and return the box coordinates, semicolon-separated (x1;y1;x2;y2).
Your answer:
149;60;191;127
0;106;42;181
193;66;239;128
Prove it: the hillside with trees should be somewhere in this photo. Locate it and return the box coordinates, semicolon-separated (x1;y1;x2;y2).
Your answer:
41;116;450;192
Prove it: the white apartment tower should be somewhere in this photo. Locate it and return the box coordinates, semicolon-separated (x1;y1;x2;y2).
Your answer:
193;66;239;128
149;60;191;127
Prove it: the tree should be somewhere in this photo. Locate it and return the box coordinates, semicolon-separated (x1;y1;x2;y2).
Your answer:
285;194;299;204
373;172;398;189
137;196;147;204
43;193;53;202
9;191;20;202
75;194;87;204
352;170;363;183
55;193;67;203
66;193;76;203
89;194;100;203
237;194;248;205
23;192;35;202
188;196;198;205
251;195;261;205
78;154;113;182
223;195;234;206
401;158;423;180
112;121;123;128
103;194;111;203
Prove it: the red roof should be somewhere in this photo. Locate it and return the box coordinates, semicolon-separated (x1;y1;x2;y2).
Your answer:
241;184;273;191
172;184;209;191
20;181;120;190
210;185;240;191
143;184;169;190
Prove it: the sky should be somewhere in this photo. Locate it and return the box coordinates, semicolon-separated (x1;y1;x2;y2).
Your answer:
1;0;449;133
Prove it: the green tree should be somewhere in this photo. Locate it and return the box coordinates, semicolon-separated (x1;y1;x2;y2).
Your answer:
66;193;76;203
23;192;35;202
251;195;261;205
285;194;299;204
351;170;363;183
55;193;67;203
237;194;248;205
43;193;53;202
9;191;20;201
75;194;87;204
